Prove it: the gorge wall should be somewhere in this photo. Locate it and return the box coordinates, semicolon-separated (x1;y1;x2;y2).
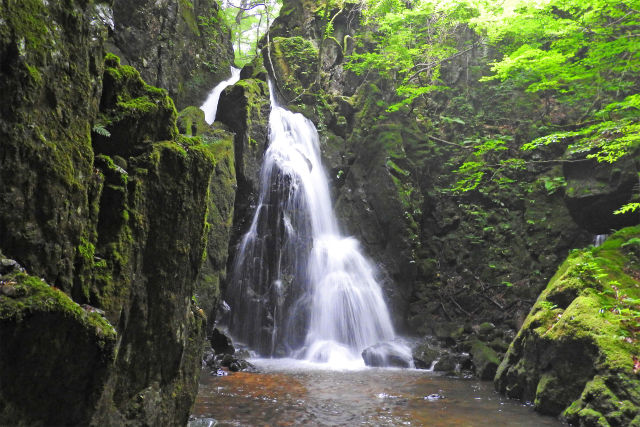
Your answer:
0;0;235;425
107;0;234;110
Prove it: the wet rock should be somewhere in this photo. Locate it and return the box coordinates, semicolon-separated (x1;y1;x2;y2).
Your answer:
215;353;256;373
433;352;473;375
469;340;500;381
424;393;446;401
0;259;24;276
412;341;442;369
210;328;235;355
433;354;458;373
188;416;218;427
202;349;218;370
362;342;413;368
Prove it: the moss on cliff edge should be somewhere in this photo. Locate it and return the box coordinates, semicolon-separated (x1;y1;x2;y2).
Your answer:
495;226;640;425
0;268;116;426
268;36;319;101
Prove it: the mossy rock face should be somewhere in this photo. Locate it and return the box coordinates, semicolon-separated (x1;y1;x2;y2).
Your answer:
109;0;234;109
0;266;116;426
266;36;319;102
217;78;271;251
495;226;640;425
176;107;238;326
1;1;224;421
0;0;108;293
94;57;178;157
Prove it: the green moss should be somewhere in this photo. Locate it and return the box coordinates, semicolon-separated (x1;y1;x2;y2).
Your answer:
96;56;179;156
105;52;121;67
497;226;640;424
77;237;96;261
117;96;158;115
270;36;319;99
2;0;51;58
0;273;116;345
178;0;199;35
25;63;42;85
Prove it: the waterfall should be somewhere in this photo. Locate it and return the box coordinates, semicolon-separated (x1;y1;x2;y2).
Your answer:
594;234;607;247
227;84;409;367
200;67;241;124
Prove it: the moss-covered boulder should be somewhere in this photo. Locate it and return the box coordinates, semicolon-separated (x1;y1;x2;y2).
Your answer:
108;0;235;109
495;226;640;425
0;262;116;426
470;340;501;380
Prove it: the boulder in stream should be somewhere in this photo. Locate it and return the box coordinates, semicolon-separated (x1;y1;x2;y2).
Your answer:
362;342;414;368
210;328;235;355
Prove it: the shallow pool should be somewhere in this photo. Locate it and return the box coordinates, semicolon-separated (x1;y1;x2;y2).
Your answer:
192;358;563;426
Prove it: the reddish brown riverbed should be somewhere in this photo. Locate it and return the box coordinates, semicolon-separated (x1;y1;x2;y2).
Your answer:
192;359;564;426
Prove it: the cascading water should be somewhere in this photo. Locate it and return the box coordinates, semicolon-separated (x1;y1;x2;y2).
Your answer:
594;234;608;247
227;84;410;367
200;67;241;124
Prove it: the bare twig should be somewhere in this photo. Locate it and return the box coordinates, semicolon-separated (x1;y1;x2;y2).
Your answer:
449;295;471;317
427;134;470;148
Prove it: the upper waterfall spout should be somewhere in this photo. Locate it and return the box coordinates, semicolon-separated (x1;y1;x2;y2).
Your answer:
200;67;241;124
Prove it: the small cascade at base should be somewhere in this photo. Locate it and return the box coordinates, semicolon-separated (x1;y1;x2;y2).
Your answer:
226;84;412;368
200;67;241;124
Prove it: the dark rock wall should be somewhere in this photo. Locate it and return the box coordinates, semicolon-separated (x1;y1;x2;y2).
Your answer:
178;106;238;328
0;1;236;425
109;0;234;109
216;71;271;264
0;0;107;293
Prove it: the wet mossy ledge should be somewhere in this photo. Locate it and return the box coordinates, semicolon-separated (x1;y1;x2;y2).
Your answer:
496;226;640;426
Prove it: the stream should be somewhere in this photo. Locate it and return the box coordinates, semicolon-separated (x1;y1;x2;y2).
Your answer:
191;359;563;426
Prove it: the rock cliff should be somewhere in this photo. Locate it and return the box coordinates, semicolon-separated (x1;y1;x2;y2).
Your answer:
0;0;235;425
108;0;234;109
